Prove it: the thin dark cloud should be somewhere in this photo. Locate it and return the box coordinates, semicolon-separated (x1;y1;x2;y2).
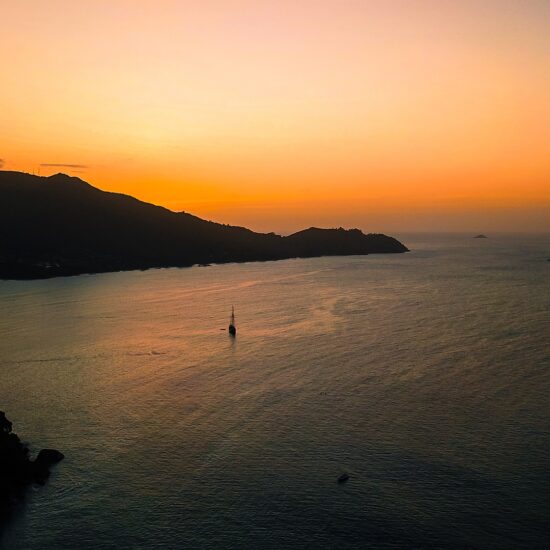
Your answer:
40;163;87;169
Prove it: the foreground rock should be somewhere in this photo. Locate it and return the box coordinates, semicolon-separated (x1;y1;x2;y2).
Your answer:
33;449;65;483
0;411;64;512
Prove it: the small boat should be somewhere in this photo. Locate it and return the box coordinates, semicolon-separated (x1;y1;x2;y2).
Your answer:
337;473;349;483
228;306;236;336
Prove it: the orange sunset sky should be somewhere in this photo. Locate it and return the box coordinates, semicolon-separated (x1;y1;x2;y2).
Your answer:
1;0;549;233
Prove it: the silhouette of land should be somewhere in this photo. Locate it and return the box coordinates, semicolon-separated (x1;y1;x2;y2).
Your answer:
0;171;408;279
0;411;63;523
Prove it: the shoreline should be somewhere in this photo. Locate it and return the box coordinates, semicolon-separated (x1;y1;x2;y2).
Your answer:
0;249;408;281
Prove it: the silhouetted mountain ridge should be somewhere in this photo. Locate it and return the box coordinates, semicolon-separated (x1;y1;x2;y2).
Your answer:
0;171;408;279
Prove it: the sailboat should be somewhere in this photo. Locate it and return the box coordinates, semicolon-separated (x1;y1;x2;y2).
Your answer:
228;306;236;336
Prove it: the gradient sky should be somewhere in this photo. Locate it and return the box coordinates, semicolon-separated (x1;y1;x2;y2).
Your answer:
2;0;549;233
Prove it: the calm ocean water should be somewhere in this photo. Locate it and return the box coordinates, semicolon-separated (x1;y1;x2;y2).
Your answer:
0;234;549;549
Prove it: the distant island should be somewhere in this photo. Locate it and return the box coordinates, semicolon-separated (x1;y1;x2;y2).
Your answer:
0;171;408;280
474;234;488;238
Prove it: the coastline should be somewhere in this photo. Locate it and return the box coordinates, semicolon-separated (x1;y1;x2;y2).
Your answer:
0;249;408;281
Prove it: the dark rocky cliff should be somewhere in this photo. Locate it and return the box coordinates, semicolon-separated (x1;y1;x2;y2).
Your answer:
0;411;64;519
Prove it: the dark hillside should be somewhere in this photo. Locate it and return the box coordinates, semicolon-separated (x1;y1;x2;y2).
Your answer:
0;171;407;279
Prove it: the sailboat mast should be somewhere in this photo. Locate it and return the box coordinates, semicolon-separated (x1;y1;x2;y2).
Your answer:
228;305;237;336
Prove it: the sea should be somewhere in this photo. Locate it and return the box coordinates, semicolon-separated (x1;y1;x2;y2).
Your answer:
0;233;549;549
